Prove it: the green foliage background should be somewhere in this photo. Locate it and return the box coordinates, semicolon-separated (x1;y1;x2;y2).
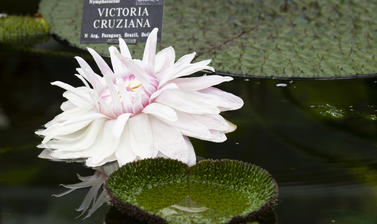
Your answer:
38;0;377;79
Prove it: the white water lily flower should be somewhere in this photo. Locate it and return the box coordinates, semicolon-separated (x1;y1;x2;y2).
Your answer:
36;28;243;168
54;162;118;218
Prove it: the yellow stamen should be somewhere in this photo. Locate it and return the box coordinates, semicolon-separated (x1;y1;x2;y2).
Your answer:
131;84;142;90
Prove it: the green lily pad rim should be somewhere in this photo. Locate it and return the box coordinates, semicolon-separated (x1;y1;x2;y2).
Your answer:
46;32;377;81
214;70;377;81
104;158;279;224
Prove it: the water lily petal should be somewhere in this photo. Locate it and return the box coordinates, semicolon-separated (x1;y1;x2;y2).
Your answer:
52;187;77;198
143;103;177;122
84;120;119;167
112;52;153;90
46;107;91;127
76;178;103;216
60;112;106;126
102;74;123;116
177;52;197;64
62;91;93;108
51;81;80;94
39;120;92;143
166;111;226;143
60;101;75;111
171;59;214;80
172;75;233;91
44;119;105;151
51;120;117;166
200;87;244;111
208;130;227;142
186;114;236;133
156;90;220;115
109;46;129;76
38;149;61;161
183;137;196;167
150;117;189;163
128;114;155;158
87;48;114;76
164;112;209;137
149;83;178;101
115;125;137;166
142;27;158;74
112;113;131;138
158;52;196;86
155;46;175;74
74;56;96;75
118;37;132;59
75;67;104;93
84;189;108;219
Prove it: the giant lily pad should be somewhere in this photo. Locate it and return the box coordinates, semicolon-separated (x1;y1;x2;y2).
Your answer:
38;0;377;79
0;15;49;46
105;158;278;224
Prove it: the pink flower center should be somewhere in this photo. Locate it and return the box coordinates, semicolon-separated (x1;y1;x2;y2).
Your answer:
98;74;158;118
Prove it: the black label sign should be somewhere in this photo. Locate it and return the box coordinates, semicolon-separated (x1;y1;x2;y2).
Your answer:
80;0;164;44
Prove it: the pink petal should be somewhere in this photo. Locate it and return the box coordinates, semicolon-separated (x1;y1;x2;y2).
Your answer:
112;52;151;88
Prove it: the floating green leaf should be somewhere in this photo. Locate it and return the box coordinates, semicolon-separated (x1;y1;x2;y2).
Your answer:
106;158;278;224
38;0;377;79
0;15;50;46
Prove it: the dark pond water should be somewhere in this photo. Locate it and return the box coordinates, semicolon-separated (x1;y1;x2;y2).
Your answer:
1;38;377;224
1;2;377;223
